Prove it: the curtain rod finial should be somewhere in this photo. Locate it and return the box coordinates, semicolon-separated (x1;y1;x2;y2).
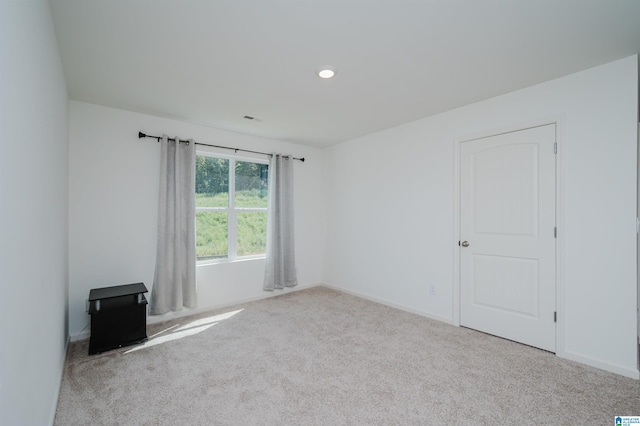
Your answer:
138;131;146;139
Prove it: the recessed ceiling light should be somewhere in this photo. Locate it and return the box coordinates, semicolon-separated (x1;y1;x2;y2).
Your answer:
317;66;336;79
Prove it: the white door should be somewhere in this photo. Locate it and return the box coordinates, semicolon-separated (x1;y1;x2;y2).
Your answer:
460;124;556;352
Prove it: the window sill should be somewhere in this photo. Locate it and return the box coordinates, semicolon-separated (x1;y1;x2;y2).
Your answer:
196;256;266;267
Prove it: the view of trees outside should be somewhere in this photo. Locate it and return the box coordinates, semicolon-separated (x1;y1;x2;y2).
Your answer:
195;156;268;260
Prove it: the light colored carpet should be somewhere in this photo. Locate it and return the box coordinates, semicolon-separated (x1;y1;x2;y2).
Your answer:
55;286;639;425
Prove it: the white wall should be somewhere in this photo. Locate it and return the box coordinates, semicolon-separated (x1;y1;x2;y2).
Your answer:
68;101;325;337
0;1;69;424
323;56;639;378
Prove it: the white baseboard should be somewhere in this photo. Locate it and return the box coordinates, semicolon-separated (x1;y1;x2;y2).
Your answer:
561;350;639;380
69;282;322;341
72;330;90;342
321;282;453;325
323;283;640;380
69;282;639;380
49;334;70;424
146;282;321;326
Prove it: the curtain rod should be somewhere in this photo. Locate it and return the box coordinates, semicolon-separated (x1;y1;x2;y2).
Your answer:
138;132;305;162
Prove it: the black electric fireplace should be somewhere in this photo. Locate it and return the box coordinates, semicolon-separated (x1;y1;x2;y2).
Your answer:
88;282;148;354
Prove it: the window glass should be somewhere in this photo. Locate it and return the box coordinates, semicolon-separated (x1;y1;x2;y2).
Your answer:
195;154;268;262
195;211;228;260
195;156;229;207
235;161;268;208
237;211;268;256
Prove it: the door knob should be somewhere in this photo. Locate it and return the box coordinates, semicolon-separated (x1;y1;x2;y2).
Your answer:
461;241;470;247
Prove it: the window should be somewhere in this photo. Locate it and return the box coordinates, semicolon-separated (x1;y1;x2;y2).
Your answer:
195;154;269;262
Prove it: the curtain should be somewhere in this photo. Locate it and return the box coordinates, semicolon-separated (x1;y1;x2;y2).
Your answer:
150;135;197;315
264;154;298;290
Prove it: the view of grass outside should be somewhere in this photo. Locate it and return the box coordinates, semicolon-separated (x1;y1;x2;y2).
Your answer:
237;211;268;256
195;210;228;259
195;155;268;261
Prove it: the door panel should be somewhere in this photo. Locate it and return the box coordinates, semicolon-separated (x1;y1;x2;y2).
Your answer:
473;254;539;318
473;144;538;237
460;124;556;352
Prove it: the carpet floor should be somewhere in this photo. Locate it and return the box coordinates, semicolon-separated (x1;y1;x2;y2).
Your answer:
55;286;639;425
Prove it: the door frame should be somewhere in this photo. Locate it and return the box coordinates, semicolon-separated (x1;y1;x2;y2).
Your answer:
452;117;566;358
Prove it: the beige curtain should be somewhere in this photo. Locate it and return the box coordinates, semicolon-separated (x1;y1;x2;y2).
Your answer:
264;154;298;290
150;135;197;314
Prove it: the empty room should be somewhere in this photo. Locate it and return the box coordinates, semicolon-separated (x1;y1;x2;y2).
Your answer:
1;0;640;424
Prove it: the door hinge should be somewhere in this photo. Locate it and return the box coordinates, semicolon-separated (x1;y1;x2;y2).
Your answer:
554;311;557;323
554;142;557;154
554;227;557;238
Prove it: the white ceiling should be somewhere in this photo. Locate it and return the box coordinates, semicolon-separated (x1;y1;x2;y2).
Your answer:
50;0;640;148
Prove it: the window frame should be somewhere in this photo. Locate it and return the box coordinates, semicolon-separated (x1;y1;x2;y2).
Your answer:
195;151;269;264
